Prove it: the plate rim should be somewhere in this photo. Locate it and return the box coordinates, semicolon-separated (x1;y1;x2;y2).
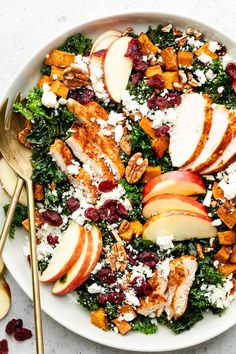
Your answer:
1;11;236;352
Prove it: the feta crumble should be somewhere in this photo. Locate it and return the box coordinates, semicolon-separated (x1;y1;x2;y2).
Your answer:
211;219;222;227
42;83;59;109
203;190;213;207
217;162;236;200
156;235;174;250
198;53;212;64
87;283;104;294
201;277;235;309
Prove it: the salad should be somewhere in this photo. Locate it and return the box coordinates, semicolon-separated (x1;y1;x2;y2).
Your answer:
6;23;236;336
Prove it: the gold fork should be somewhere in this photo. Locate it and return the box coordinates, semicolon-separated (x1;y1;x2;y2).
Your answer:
0;96;44;354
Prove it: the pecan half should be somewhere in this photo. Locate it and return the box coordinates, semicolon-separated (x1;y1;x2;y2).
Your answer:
119;220;130;234
109;242;128;272
119;128;132;156
63;66;90;88
125;152;148;184
18;120;32;149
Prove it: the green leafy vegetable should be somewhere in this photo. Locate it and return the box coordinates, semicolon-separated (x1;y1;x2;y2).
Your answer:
127;80;153;104
3;204;28;238
38;255;51;274
77;291;99;311
146;25;177;49
59;33;92;55
105;303;119;320
119;179;143;204
132;315;158;334
40;64;51;76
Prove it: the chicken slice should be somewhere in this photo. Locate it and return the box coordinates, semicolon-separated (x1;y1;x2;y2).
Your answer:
183;105;232;172
50;139;98;202
165;255;198;320
169;93;212;167
136;270;168;317
66;126;115;182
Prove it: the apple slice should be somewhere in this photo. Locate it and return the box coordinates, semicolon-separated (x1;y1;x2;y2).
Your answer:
0;277;11;320
0;258;5;278
91;30;122;53
52;225;102;295
142;171;206;203
143;193;208;218
142;210;217;242
0;158;27;206
103;36;133;103
40;222;85;283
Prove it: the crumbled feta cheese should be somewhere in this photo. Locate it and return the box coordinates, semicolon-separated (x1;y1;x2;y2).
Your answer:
123;312;135;322
125;289;140;307
90;64;110;104
73;54;89;72
52;74;58;80
92;262;103;274
113;326;119;334
198;53;212;64
222;53;236;70
195;69;207;85
202;277;235;309
211;219;222;226
213;260;219;268
130;263;153;280
203;190;213;207
156;235;174;250
42;83;59;109
205;69;216;81
217;86;224;93
87;283;104;294
58;97;67;105
66;159;80;175
208;41;220;53
218;162;236;199
114;125;124;143
187;36;203;48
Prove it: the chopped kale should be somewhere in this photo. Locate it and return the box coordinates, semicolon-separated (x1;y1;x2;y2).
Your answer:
40;64;51;76
38;255;51;275
96;221;114;248
132;315;158;334
120;179;143;204
159;152;173;173
127;80;153;104
3;204;28;238
194;256;223;286
105;303;119;320
59;33;92;55
77;291;99;311
146;25;177;49
131;237;158;253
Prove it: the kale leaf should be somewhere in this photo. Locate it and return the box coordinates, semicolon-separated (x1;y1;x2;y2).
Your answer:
146;25;177;49
132;315;158;334
120;179;143;204
38;255;52;275
40;64;51;76
3;203;28;238
59;33;92;55
77;291;99;311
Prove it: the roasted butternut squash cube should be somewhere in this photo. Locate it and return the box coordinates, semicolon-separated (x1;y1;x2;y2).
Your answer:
113;319;132;335
214;246;232;262
22;212;43;232
218;263;236;277
138;33;160;55
230;245;236;264
195;42;218;59
161;71;179;90
177;51;194;67
33;184;44;201
138;117;156;139
119;229;134;242
218;231;236;245
145;65;162;78
91;308;108;331
142;166;162;183
161;47;178;71
45;49;75;68
129;220;143;236
152;135;170;159
50;80;69;98
212;182;225;201
230;278;236;294
217;201;236;229
50;65;65;81
37;75;53;88
119;305;137;319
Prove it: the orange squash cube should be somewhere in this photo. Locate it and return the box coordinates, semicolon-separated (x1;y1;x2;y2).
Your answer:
50;80;69;98
45;49;75;68
161;71;179;90
91;308;108;331
218;231;236;245
152;135;170;159
37;75;53;88
214;246;232;262
50;65;65;81
145;65;162;78
161;47;178;71
217;201;236;229
142;166;162;183
195;42;218;59
138;117;156;139
129;221;143;236
138;33;160;55
212;182;225;201
177;51;194;67
119;229;134;242
113;319;132;335
119;305;137;319
218;263;236;277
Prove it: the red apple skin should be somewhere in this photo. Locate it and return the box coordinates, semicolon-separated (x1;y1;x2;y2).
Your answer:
143;171;206;203
40;225;86;284
91;30;122;53
143;193;208;218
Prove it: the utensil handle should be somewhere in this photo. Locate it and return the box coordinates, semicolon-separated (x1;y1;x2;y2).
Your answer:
0;177;24;255
25;179;44;354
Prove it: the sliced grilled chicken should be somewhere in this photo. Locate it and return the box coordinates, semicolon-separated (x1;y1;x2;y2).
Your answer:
183;105;232;172
137;270;168;317
169;93;212;167
66;126;116;182
50;139;98;202
165;255;198;320
67;98;108;126
200;134;236;174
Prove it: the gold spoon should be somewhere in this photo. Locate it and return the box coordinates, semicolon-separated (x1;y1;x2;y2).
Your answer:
0;97;44;354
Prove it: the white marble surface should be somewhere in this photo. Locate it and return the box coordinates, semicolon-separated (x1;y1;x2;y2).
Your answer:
0;0;236;353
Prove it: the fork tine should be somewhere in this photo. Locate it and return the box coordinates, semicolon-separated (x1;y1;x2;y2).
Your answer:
5;92;22;130
0;98;9;121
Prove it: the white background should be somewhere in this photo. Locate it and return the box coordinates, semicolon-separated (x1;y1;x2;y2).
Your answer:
0;0;236;353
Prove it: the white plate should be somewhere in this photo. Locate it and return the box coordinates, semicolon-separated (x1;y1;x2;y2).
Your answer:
0;12;236;352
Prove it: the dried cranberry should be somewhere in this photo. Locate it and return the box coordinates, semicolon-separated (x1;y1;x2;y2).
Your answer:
84;207;99;221
98;180;116;193
93;49;107;57
155;124;170;136
97;268;117;284
103;199;118;208
147;96;159;110
14;328;32;342
148;74;165;89
156;96;169;109
165;93;182;106
108;289;125;304
128;251;138;265
0;339;8;354
129;276;152;297
116;203;128;218
131;72;143;86
226;63;236;79
107;209;120;224
125;38;142;60
133;57;149;72
98;294;109;305
98;205;109;219
40;210;63;226
5;319;23;335
67;197;80;212
232;79;236;94
47;234;59;246
68;87;94;104
137;251;159;267
216;44;227;56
